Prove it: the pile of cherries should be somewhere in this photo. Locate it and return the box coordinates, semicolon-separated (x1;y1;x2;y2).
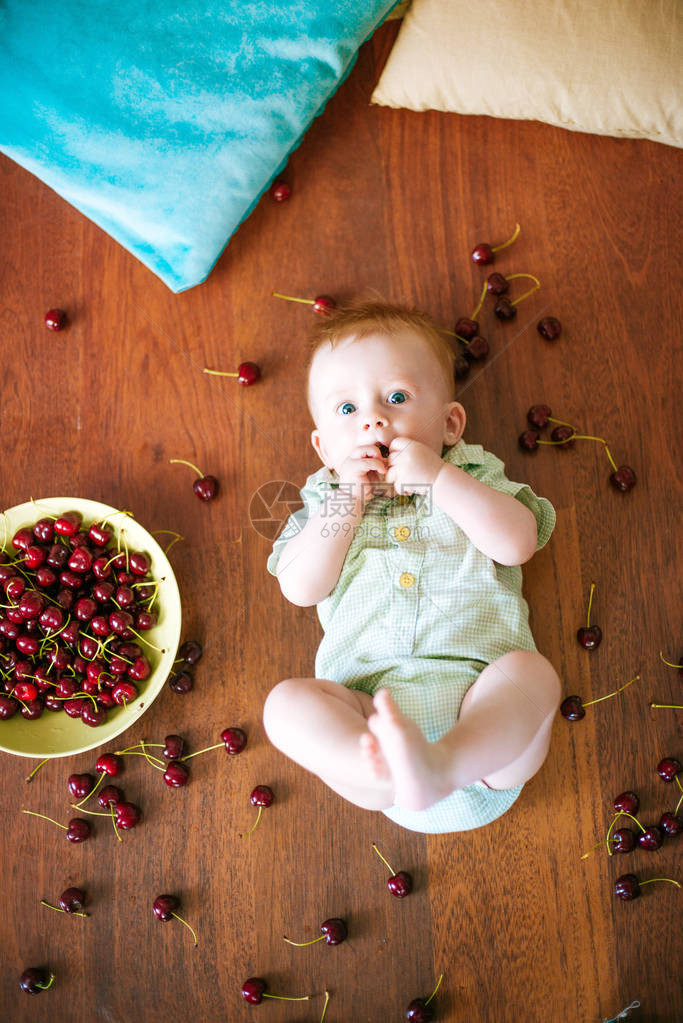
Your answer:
581;760;682;903
0;511;159;727
519;404;637;492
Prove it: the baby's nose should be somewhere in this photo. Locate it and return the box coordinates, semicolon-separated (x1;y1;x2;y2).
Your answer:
362;411;387;430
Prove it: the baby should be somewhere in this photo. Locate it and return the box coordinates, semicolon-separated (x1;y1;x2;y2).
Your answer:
264;302;561;833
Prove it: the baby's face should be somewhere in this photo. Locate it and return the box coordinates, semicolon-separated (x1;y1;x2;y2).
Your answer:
309;331;465;472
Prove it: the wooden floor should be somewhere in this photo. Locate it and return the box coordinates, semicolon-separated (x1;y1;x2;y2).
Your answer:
1;21;681;1023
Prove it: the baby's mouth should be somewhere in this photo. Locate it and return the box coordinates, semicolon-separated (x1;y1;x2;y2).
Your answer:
377;443;390;458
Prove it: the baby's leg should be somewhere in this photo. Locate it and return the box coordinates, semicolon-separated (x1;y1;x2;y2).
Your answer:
262;677;394;810
364;650;561;810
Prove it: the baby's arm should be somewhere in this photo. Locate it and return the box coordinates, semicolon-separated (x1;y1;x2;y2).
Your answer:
432;462;537;566
275;444;387;606
275;499;364;606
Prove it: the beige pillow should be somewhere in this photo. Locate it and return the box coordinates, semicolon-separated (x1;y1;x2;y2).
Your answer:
372;0;682;147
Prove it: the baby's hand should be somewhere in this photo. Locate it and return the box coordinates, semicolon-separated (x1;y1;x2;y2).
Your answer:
337;444;388;507
385;437;443;495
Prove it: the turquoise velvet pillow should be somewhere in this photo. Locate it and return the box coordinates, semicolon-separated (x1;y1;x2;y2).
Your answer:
0;1;397;292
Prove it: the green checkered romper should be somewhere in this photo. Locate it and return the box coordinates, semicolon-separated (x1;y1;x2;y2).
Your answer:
267;440;556;833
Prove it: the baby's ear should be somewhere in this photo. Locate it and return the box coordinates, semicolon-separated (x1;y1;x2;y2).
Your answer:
443;402;466;445
310;429;329;467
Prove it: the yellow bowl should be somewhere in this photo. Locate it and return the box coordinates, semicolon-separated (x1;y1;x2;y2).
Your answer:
0;497;182;759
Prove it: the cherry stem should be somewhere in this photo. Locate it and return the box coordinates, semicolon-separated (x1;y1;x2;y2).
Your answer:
152;531;184;556
585;582;596;627
510;274;540;307
425;974;444;1007
203;368;238;377
70;804;111;817
128;627;164;653
582;673;640;707
101;509;134;527
659;651;683;669
22;809;67;830
470;280;488;321
271;292;314;305
26;758;49;783
581;839;603;860
372;843;395;875
241;805;262;838
613;810;646;839
114;744;165;769
40;900;88;917
491;222;520;253
674;792;683;815
320;990;330;1023
182;743;222;761
74;771;106;808
676;776;683;794
545;428;619;472
110;802;123;842
283;934;325;947
35;973;55;991
169;458;203;477
441;329;473;346
262;993;310;1002
172;912;198;946
651;703;683;709
639;878;680;889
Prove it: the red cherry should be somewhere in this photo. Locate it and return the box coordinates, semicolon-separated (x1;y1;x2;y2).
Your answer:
313;295;336;316
12;528;33;551
486;272;509;295
463;335;489;361
96;753;121;776
518;430;540;452
68;773;95;799
54;512;82;537
657;757;682;782
193;476;219;501
250;785;274;807
162;734;185;760
560;696;585;721
494;297;516;320
454;317;478;340
527;405;552;429
550;425;575;447
129;551;150;576
610;466;637;492
270;181;291;202
221;727;247;754
98;785;123;808
45;308;67;331
24;545;47;570
114;802;141;829
237;362;261;386
537;316;562;341
471;243;494;265
66;819;91;843
241;978;267;1004
163;761;189;787
388;871;413;898
88;522;112;547
613;791;639;815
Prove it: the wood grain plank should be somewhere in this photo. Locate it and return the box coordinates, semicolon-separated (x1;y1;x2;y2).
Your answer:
1;21;681;1022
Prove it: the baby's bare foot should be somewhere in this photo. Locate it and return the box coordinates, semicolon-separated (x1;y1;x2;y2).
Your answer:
366;690;454;811
359;729;392;780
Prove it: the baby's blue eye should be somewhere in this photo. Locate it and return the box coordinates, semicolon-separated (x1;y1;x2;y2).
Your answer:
387;391;407;404
338;401;356;416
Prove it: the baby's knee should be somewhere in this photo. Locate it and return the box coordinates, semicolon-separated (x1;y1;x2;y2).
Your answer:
263;678;308;740
499;649;562;713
